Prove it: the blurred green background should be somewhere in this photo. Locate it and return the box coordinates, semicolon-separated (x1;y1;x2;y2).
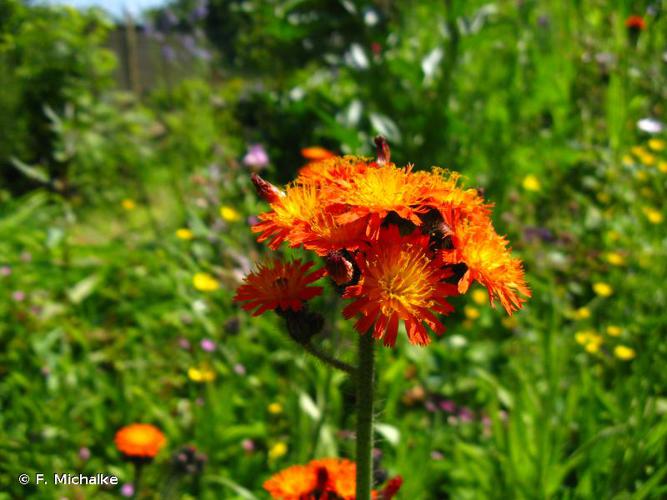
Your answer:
1;0;666;498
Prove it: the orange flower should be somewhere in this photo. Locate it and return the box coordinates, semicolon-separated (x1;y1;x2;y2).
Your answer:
233;259;325;316
252;183;322;249
297;155;375;188
625;15;646;30
114;424;166;459
301;146;336;161
440;216;530;314
343;227;457;346
332;164;431;239
263;464;319;500
264;458;401;499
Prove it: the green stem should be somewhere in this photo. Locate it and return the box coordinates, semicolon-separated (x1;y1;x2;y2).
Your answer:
355;333;374;500
133;461;143;498
302;341;356;376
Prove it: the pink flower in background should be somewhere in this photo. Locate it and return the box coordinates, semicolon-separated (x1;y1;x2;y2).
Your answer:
12;291;25;302
242;439;255;453
242;144;269;169
79;447;91;460
234;363;246;375
178;338;191;350
0;266;11;276
120;483;134;497
200;338;216;352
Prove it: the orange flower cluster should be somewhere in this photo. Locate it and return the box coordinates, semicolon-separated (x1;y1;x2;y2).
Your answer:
114;423;166;459
264;457;402;500
234;140;529;346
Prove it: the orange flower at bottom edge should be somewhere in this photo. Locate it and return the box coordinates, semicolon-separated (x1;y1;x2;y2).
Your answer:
263;464;319;500
264;458;402;500
233;259;325;316
343;227;458;347
114;423;166;459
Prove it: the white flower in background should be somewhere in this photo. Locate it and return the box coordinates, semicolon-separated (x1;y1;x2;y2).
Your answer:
637;118;663;134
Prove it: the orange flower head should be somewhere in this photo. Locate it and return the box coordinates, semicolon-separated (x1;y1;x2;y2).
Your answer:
234;259;325;316
625;15;646;30
440;216;530;314
343;227;458;346
296;155;375;189
333;164;429;239
114;423;166;459
252;183;322;249
263;464;318;500
265;458;401;499
310;458;356;500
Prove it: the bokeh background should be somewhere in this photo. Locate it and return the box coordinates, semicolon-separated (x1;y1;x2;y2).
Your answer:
1;0;666;498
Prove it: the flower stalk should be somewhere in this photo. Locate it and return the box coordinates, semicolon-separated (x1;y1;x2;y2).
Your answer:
355;331;375;500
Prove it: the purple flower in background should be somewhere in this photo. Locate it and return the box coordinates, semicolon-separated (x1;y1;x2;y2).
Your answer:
0;266;11;276
12;291;25;302
424;400;437;413
191;0;209;22
161;44;176;62
234;363;246;376
242;144;269;170
79;447;91;461
430;450;444;460
178;338;191;350
458;407;475;423
120;483;134;497
439;400;456;413
247;215;259;227
200;338;216;352
194;48;212;61
242;439;255;453
182;34;197;54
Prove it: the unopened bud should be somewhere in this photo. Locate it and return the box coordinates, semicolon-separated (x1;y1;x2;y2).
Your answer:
251;173;285;203
325;251;355;286
374;136;391;166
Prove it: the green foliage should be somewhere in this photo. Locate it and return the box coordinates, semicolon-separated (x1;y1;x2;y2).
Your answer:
1;0;667;498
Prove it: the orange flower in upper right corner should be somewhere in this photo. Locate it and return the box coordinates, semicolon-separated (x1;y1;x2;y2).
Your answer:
233;259;325;316
301;146;336;162
115;424;166;459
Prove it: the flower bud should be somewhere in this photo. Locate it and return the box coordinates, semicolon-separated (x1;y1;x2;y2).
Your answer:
374;136;391;166
251;173;285;203
325;250;355;286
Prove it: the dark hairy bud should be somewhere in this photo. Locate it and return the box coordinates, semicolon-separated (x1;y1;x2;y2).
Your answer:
251;173;285;203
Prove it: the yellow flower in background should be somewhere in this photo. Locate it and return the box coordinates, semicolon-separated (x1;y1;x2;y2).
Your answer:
268;402;283;415
639;154;655;166
621;154;634;166
658;161;667;173
575;330;596;345
576;330;603;353
121;199;136;211
635;171;648;181
188;366;216;382
605;252;625;266
193;272;220;292
176;228;194;240
606;325;622;337
472;288;487;305
574;307;591;320
220;205;241;222
269;442;288;460
464;306;480;320
614;345;635;361
593;282;613;297
648;138;665;151
631;146;647;157
522;174;541;192
642;207;663;224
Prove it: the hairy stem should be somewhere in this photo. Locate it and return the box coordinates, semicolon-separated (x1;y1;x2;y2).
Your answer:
355;333;374;500
302;341;356;376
